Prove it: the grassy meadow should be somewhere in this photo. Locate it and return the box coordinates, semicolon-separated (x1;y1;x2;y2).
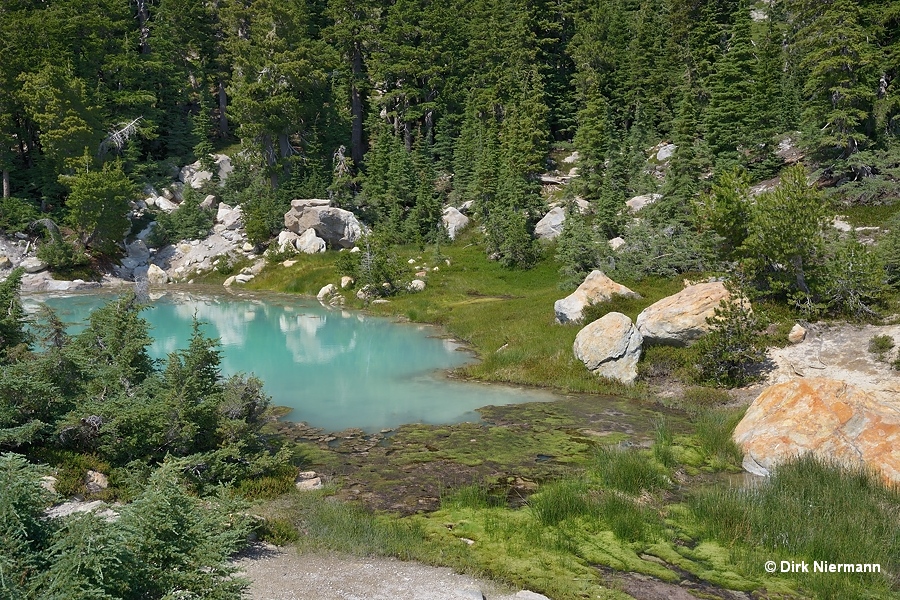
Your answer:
212;235;900;600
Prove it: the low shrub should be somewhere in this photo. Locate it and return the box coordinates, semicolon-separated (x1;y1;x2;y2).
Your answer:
692;291;766;388
868;334;895;361
258;517;300;545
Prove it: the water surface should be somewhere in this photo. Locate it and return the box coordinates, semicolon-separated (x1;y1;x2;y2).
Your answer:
24;289;555;432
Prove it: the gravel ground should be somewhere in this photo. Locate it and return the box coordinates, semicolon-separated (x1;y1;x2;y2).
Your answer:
234;544;535;600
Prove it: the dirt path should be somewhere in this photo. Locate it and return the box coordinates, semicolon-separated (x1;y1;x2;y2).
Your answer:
234;544;537;600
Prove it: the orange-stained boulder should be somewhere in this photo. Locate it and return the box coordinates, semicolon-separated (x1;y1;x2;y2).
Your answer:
636;281;733;346
733;377;900;485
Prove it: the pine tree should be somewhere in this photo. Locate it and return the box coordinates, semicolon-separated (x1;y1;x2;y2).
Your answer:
793;0;877;157
705;1;756;167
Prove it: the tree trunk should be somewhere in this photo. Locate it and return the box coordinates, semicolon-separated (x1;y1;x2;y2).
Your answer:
350;43;365;169
135;0;151;54
792;256;810;295
217;80;229;138
2;169;9;198
278;133;292;178
263;135;278;188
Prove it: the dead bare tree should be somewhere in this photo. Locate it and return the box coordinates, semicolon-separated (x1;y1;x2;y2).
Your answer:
98;116;143;158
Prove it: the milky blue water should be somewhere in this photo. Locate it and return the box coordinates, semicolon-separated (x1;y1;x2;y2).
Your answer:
23;290;554;432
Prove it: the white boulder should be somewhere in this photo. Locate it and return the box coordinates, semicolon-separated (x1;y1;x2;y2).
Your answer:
441;206;470;240
20;257;47;273
554;270;640;324
296;228;326;254
277;230;300;253
534;206;566;240
573;312;643;384
625;193;662;213
147;264;168;285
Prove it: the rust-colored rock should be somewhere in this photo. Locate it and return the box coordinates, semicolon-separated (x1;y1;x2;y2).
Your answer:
733;377;900;485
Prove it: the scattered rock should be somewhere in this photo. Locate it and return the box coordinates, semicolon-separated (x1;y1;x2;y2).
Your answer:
441;206;470;240
636;281;733;346
458;200;475;214
46;500;118;521
0;255;11;269
409;279;426;292
219;205;244;230
20;256;47;273
155;196;179;213
85;470;109;493
655;143;677;162
608;237;625;251
733;378;900;485
831;217;853;233
296;228;326;254
235;273;254;284
295;470;324;491
147;264;169;285
534;206;566;240
625;193;662;212
277;230;300;253
223;275;236;287
788;324;807;344
554;270;640;324
317;284;338;302
341;276;354;289
282;260;297;268
242;242;255;252
563;151;579;164
284;203;363;248
200;194;218;210
573;312;643;384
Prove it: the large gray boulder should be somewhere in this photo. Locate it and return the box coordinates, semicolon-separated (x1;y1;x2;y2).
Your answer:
534;206;565;240
573;312;642;384
636;281;732;346
284;202;363;249
441;206;470;240
554;270;640;324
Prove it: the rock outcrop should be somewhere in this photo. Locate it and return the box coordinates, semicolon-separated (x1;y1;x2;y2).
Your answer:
573;312;642;384
733;378;900;485
554;270;640;324
284;202;363;249
636;281;732;346
534;206;566;240
441;206;470;240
